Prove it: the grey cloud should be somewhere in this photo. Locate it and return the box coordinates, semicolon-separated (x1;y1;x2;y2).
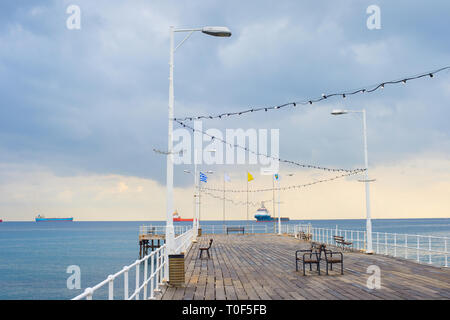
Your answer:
0;0;449;189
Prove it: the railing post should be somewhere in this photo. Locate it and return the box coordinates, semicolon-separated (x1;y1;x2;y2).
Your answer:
135;260;140;300
123;266;129;300
394;233;397;257
385;233;388;255
155;251;160;292
357;231;360;250
417;236;420;263
376;232;379;254
143;258;148;300
364;231;366;252
108;275;114;300
445;239;448;268
428;236;432;265
85;287;93;300
405;235;408;259
150;254;155;299
160;248;164;285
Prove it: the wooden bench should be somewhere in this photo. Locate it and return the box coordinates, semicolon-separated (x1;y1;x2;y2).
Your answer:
199;239;213;259
227;227;245;234
333;235;353;251
298;231;312;241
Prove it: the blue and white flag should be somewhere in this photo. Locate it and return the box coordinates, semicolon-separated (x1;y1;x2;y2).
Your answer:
199;172;208;183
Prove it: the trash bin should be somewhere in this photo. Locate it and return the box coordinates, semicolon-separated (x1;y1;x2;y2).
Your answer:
169;254;185;286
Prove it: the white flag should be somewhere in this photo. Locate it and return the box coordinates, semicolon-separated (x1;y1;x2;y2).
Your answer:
224;173;231;182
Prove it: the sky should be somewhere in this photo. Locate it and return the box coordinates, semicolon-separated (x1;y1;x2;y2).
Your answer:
0;0;449;221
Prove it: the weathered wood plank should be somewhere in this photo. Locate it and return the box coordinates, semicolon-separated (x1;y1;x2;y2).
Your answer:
157;233;450;300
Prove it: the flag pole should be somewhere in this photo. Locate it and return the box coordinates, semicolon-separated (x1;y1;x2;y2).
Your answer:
223;173;225;232
273;176;275;233
277;177;281;235
246;176;248;231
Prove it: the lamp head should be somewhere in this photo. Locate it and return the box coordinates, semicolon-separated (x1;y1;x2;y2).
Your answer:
202;26;232;37
331;109;348;115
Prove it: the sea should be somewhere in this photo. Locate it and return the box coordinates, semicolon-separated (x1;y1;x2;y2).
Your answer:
0;218;448;300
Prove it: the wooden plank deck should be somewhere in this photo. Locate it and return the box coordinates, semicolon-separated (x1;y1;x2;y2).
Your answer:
157;234;450;300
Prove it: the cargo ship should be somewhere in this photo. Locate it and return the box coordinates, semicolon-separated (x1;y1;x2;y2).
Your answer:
35;214;73;222
173;210;193;222
254;202;289;222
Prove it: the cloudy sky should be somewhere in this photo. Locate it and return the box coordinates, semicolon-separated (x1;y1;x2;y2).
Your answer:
1;0;449;221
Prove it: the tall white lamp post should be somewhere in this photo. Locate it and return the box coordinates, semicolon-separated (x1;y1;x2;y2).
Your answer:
331;109;374;254
166;26;231;261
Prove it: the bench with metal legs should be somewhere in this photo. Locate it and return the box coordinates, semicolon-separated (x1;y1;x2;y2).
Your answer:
199;239;213;259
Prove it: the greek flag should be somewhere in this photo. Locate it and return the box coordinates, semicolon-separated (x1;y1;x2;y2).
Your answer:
199;172;207;183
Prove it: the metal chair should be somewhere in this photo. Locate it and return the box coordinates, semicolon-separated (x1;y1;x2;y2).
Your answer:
323;249;344;275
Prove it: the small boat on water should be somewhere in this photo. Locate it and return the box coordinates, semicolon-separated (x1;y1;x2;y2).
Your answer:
0;219;3;222
35;214;73;222
173;210;193;222
254;202;289;222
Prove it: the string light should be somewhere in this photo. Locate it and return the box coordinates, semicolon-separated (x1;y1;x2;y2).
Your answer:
201;190;272;207
173;119;366;174
200;170;364;194
173;66;449;122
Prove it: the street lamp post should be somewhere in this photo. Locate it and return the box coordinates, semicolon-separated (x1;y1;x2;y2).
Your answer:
165;26;231;261
331;109;374;254
165;26;231;282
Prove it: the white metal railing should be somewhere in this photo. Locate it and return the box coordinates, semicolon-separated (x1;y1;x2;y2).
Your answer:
174;228;194;253
199;224;276;234
139;225;190;236
73;227;195;300
289;224;449;268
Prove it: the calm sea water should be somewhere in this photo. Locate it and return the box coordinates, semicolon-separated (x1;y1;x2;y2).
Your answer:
0;219;448;300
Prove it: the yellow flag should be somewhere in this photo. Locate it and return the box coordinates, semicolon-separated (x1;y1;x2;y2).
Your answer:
247;172;254;182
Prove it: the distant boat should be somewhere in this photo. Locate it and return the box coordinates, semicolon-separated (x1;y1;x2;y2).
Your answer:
173;210;193;222
35;214;73;222
0;219;3;223
254;202;289;222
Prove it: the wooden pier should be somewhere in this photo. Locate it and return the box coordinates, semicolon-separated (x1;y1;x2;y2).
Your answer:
139;234;165;259
156;233;450;300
